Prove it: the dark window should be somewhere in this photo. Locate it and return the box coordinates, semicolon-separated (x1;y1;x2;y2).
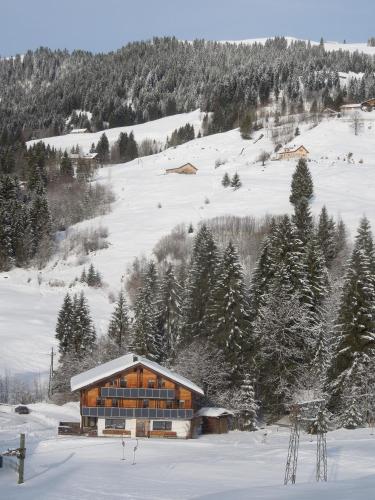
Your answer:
143;399;149;408
179;400;185;409
148;379;155;388
105;419;125;429
112;399;119;407
111;378;116;386
120;378;127;388
166;401;173;409
96;398;105;406
153;421;172;431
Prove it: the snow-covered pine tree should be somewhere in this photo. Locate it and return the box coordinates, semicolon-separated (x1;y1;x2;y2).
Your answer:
206;242;251;379
230;172;242;190
60;151;74;180
29;181;52;258
292;197;314;245
310;409;329;434
156;263;182;363
222;172;231;187
180;224;219;340
107;290;131;353
70;292;96;359
304;236;330;321
55;293;74;355
255;278;314;412
289;157;313;205
341;399;364;429
133;261;159;359
235;373;258;431
327;218;375;411
317;206;336;265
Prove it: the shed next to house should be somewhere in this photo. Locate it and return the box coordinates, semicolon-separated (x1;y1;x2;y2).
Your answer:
195;407;234;434
165;163;198;175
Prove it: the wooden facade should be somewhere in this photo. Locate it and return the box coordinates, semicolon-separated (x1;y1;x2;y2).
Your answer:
361;98;375;111
165;163;198;175
195;408;234;435
277;145;309;161
72;354;203;439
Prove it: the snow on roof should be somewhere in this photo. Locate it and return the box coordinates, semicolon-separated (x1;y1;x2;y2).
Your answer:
195;407;234;418
70;128;88;134
70;353;204;395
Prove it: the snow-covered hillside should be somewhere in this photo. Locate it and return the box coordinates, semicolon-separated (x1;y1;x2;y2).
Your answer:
2;111;375;376
1;403;375;500
223;36;375;55
28;110;203;154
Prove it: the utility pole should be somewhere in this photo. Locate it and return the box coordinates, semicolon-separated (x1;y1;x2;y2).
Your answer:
316;411;327;482
48;347;55;398
284;405;300;485
18;433;26;484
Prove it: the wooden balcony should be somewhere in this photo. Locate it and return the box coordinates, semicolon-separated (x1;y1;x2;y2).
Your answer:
100;387;175;399
82;407;194;419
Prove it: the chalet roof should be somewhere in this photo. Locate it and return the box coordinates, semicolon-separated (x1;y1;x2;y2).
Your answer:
195;407;234;418
340;103;361;109
69;153;98;159
70;353;204;395
280;145;309;154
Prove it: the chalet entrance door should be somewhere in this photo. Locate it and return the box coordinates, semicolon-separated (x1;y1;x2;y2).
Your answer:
136;419;149;437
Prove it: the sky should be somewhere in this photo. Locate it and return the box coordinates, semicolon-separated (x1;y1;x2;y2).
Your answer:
1;0;374;56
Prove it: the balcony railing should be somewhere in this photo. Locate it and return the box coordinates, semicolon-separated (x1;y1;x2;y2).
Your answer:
82;407;194;419
100;387;175;399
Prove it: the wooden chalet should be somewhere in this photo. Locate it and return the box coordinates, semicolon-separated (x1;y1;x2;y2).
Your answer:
71;353;204;439
277;145;309;161
340;103;361;114
69;128;88;134
165;163;198;175
68;152;98;167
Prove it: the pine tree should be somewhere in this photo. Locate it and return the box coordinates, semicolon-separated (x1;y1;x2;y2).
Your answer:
235;373;258;430
222;172;231;187
29;184;52;258
240;112;253;139
133;261;159;358
289;158;313;205
70;292;96;358
96;133;109;164
206;242;251;377
60;151;74;180
156;264;182;362
107;291;131;352
327;219;375;410
230;172;242;190
304;236;329;320
310;409;329;434
317;206;336;265
292;197;313;245
55;293;74;355
181;224;219;340
341;400;363;429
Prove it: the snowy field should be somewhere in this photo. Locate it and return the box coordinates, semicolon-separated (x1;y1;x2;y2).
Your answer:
2;111;375;376
222;36;375;56
1;403;375;499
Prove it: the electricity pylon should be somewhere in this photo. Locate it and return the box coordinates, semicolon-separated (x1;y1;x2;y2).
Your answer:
284;405;300;485
315;410;328;482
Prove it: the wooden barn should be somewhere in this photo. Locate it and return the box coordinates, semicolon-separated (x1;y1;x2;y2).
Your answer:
165;163;198;175
340;103;361;114
277;145;309;161
71;353;204;439
195;408;234;434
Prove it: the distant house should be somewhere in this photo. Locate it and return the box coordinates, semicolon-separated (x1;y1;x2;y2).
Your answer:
69;128;88;134
361;98;375;111
165;163;198;175
195;407;234;434
277;145;309;161
69;152;98;167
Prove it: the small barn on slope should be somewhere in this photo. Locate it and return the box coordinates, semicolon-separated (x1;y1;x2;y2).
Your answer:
165;163;198;175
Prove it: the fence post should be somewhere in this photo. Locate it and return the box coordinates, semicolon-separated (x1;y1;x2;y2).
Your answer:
18;433;25;484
